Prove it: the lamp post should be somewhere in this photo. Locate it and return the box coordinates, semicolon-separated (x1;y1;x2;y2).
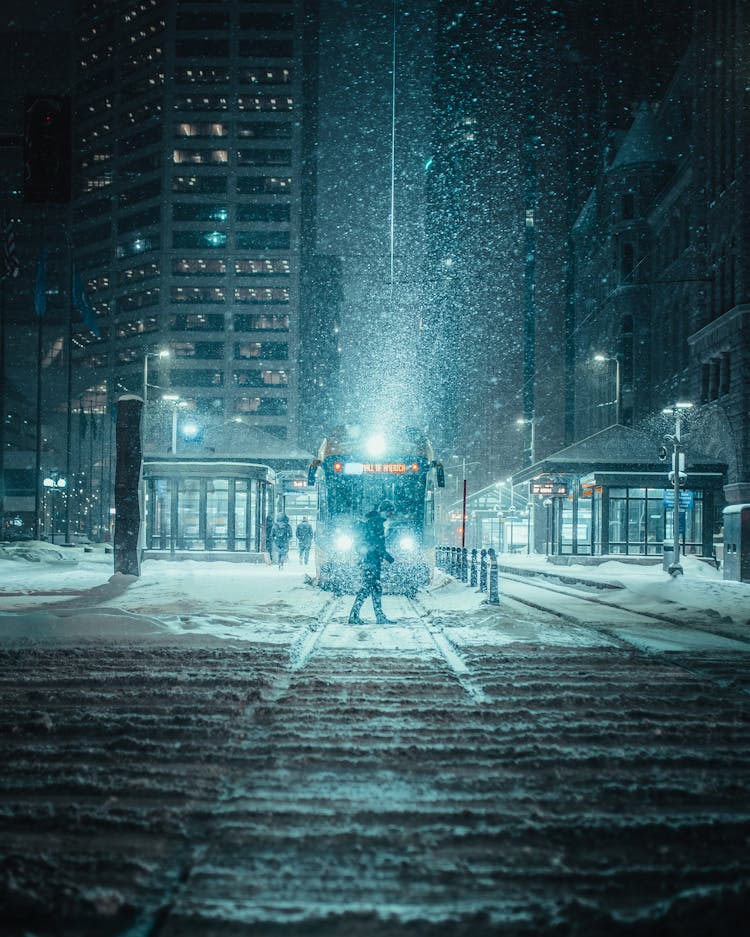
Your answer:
161;394;186;454
516;415;537;463
516;415;538;553
593;352;622;425
143;348;170;407
43;475;67;543
662;402;693;576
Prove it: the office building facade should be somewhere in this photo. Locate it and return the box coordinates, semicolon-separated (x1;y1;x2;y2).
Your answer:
72;0;306;443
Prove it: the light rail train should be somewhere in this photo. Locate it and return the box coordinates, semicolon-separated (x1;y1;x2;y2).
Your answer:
307;425;445;595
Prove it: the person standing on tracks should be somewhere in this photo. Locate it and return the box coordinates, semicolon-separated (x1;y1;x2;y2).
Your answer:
270;513;293;569
296;516;314;565
348;500;397;625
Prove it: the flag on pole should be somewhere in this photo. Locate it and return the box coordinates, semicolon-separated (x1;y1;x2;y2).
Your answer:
72;268;101;338
2;220;20;280
34;242;46;316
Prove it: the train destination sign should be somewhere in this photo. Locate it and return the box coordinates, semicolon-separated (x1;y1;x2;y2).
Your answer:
341;462;421;475
362;462;409;474
530;476;569;497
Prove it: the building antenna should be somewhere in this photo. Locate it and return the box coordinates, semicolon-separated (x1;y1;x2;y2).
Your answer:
389;0;397;301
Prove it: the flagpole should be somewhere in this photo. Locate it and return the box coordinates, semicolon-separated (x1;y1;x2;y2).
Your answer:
99;408;105;538
64;238;74;543
34;292;43;540
88;406;94;539
77;401;83;535
0;276;5;534
34;227;45;541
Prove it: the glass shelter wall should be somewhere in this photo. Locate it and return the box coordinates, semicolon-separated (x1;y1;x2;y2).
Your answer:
546;480;712;557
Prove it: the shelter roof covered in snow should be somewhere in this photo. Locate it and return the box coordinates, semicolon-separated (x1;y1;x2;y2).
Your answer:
512;424;726;484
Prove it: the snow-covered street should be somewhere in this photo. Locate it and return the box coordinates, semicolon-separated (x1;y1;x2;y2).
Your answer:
1;545;750;935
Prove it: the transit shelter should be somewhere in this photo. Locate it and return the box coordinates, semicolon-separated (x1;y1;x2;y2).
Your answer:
143;460;274;559
512;425;725;560
141;413;312;561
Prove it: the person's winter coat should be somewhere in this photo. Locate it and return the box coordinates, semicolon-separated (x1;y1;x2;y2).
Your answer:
296;520;314;547
357;509;394;566
271;516;292;548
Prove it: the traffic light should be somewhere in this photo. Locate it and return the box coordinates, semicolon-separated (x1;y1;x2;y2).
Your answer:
23;96;71;203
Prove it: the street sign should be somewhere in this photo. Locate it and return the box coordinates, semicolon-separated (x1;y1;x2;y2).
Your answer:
662;489;694;509
530;475;568;497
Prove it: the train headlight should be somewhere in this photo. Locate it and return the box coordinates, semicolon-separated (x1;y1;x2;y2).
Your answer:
398;535;416;551
335;533;354;551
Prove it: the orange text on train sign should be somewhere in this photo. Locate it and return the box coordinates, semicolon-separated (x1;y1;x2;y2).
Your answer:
362;463;408;473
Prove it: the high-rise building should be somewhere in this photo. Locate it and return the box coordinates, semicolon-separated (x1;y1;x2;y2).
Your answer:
71;0;308;444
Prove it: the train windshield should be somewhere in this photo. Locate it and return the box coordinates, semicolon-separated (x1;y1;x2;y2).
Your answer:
325;471;426;527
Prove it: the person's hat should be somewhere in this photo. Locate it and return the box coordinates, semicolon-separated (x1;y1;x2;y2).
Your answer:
378;499;395;514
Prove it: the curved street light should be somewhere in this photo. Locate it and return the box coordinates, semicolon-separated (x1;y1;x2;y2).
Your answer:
143;348;170;406
593;352;622;425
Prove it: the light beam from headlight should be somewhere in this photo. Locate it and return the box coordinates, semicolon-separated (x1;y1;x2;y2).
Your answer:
335;533;354;551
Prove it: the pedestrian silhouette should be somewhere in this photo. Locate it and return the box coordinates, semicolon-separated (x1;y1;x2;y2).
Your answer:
270;514;292;569
296;516;314;565
348;500;397;625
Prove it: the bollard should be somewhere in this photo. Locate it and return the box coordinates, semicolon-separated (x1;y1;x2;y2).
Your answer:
450;546;458;577
470;548;478;587
461;547;468;582
488;547;500;604
479;548;488;592
453;546;461;578
436;546;443;571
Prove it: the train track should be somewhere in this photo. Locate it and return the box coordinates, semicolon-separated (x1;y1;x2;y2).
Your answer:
287;594;489;703
458;570;750;697
497;568;750;643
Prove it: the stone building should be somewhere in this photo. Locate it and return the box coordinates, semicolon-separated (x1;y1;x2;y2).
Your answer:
570;1;749;514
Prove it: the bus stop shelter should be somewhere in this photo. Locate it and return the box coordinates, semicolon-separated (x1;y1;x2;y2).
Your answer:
511;425;725;560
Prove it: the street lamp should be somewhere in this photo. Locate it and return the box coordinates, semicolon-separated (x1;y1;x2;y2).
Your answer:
516;416;540;552
662;401;693;576
161;394;187;454
594;352;622;425
143;348;170;406
42;475;67;543
516;415;537;463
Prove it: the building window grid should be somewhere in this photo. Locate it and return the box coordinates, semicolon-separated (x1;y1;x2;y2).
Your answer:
73;4;300;430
